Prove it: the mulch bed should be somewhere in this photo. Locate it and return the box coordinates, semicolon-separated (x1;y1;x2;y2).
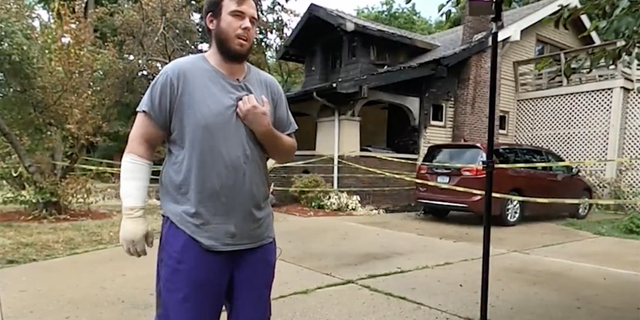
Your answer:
274;204;354;217
0;209;116;223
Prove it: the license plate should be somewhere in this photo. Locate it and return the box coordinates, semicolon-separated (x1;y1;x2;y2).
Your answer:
436;175;450;184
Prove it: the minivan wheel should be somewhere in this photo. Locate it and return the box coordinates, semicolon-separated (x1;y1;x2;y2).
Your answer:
499;192;524;226
569;191;592;220
430;209;450;219
420;207;450;219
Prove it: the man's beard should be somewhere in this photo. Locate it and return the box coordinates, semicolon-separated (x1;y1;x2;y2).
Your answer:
213;27;252;64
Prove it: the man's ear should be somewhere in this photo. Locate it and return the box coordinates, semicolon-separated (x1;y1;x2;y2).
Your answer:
205;13;217;31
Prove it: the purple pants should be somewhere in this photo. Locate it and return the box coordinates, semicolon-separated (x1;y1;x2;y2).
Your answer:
155;217;277;320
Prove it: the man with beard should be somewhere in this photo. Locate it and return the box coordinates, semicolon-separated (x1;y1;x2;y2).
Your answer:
117;0;298;319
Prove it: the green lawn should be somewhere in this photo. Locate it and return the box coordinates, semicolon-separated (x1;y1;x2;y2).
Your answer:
0;205;162;268
560;211;640;240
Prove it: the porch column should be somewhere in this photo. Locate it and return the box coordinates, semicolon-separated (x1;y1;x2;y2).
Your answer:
315;116;361;155
605;87;626;179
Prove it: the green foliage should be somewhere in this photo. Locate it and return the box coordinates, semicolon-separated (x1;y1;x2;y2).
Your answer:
355;0;446;35
394;0;543;32
290;174;330;209
404;0;640;77
619;212;640;236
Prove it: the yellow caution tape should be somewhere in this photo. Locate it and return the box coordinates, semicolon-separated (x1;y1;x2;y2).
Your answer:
271;173;413;178
337;158;640;205
273;186;413;191
371;154;640;169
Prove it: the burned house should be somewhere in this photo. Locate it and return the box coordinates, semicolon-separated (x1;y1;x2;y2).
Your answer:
270;0;612;208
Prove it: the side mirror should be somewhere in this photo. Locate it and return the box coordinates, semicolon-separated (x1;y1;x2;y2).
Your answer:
571;167;580;175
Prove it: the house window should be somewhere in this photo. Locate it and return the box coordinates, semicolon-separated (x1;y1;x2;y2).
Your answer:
370;45;389;63
305;51;315;73
534;40;563;56
498;111;508;134
330;50;341;69
430;104;445;126
348;38;357;59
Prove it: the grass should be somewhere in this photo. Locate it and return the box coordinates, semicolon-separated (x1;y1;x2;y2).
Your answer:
0;205;163;268
560;211;640;241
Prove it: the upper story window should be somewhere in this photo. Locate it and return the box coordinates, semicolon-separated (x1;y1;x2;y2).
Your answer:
330;50;342;70
305;51;316;73
348;37;357;59
370;45;389;63
534;40;564;56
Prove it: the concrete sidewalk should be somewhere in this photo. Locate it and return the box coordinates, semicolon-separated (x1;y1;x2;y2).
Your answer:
1;213;639;320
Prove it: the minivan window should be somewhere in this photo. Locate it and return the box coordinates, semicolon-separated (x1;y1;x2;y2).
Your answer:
494;148;519;164
422;146;485;165
545;151;572;174
516;148;548;171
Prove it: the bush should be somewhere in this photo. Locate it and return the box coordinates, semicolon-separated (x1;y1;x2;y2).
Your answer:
290;174;330;208
620;212;640;235
289;174;384;214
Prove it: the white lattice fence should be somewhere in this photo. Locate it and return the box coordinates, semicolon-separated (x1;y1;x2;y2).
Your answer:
619;90;640;209
515;90;613;196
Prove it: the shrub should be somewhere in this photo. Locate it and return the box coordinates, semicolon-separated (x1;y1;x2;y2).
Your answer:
290;174;330;208
620;212;640;236
289;174;384;214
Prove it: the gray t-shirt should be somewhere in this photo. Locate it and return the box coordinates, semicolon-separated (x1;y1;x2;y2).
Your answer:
136;53;298;251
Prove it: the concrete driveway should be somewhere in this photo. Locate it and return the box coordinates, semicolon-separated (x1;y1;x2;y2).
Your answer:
1;213;639;320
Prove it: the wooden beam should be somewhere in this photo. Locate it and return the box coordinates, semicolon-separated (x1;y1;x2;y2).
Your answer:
337;63;437;93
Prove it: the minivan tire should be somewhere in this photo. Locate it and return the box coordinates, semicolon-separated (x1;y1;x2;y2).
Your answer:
569;191;592;220
420;207;450;219
498;191;524;226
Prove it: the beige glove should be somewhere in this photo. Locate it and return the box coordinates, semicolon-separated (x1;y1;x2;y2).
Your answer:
119;207;154;257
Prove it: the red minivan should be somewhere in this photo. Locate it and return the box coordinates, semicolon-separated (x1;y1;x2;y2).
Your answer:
415;142;594;226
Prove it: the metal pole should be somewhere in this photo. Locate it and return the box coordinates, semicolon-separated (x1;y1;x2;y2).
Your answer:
479;1;502;320
333;106;339;190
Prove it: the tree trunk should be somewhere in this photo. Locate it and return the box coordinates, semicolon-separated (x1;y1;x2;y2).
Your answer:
0;115;40;180
33;200;66;216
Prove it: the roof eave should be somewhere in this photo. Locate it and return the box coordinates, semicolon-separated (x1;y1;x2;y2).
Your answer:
497;0;601;44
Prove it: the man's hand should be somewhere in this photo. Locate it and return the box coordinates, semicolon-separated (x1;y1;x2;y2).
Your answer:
237;94;272;134
119;207;154;257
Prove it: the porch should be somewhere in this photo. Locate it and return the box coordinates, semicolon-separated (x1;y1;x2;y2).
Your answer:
513;41;640;202
271;63;462;209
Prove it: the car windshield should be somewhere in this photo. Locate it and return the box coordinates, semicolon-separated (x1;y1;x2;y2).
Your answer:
422;147;485;165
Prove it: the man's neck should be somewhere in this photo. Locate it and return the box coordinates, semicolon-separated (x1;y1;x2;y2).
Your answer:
205;48;247;81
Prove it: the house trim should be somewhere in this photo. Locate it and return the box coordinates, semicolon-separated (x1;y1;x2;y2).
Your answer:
516;79;633;100
277;4;439;60
499;0;601;45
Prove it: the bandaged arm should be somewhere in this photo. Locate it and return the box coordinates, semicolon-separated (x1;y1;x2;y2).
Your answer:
120;153;153;215
120;111;167;215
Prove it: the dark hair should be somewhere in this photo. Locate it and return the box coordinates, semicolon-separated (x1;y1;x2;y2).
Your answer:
202;0;259;39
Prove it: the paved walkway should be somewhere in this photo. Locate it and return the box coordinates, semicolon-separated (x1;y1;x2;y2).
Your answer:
1;213;639;320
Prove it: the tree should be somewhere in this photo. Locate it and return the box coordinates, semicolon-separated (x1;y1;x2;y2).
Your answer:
249;0;304;92
0;0;123;214
408;0;638;69
0;0;304;215
355;0;444;35
554;0;639;69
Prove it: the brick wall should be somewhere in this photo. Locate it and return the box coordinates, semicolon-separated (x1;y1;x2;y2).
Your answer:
452;9;501;143
269;155;417;210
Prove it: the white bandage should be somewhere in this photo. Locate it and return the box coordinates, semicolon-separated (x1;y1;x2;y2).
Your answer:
120;153;153;209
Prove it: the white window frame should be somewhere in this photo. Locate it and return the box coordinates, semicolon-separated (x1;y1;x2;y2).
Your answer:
498;111;509;135
429;103;446;127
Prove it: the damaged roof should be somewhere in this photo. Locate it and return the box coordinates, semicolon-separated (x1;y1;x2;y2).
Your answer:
280;0;559;65
407;0;557;65
320;5;441;50
283;0;582;99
